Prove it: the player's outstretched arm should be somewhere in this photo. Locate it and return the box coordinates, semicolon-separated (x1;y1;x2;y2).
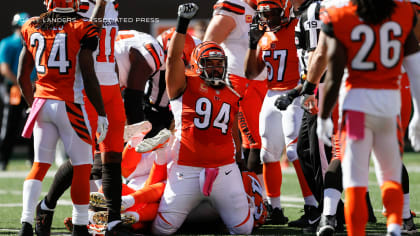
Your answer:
17;45;35;107
166;3;198;99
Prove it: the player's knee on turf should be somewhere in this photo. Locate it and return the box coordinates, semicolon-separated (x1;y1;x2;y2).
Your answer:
151;212;183;235
228;215;254;235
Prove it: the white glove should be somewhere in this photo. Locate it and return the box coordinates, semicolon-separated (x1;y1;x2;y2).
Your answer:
408;111;420;151
97;116;109;143
317;117;333;146
178;3;199;19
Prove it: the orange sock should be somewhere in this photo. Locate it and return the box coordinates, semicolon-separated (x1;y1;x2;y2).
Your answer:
381;181;403;226
292;160;312;197
71;164;92;205
128;203;160;222
345;187;368;236
130;182;166;204
145;162;167;186
121;144;142;178
25;162;51;181
263;162;282;197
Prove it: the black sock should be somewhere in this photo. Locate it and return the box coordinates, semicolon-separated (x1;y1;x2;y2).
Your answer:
401;164;409;194
102;163;122;222
90;153;102;181
324;159;343;192
45;160;73;209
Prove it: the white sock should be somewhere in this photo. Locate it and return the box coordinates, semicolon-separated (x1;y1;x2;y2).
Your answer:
72;204;89;225
21;179;43;224
403;193;411;219
40;199;54;211
94;179;102;190
121;195;135;209
267;196;282;209
257;174;267;200
387;223;401;235
304;195;318;207
323;188;341;216
108;220;121;230
90;179;98;193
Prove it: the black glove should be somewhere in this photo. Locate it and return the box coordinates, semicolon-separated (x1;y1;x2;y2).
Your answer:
176;3;199;34
249;15;265;49
275;89;299;110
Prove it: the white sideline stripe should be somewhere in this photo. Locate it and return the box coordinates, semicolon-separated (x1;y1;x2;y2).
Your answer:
0;199;73;207
281;165;420;174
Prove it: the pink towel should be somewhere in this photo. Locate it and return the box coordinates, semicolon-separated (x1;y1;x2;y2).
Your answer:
346;110;365;140
202;168;219;196
22;98;46;138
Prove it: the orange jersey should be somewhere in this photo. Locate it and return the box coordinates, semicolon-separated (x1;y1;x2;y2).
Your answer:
258;19;300;90
171;76;240;168
21;17;98;104
321;1;416;90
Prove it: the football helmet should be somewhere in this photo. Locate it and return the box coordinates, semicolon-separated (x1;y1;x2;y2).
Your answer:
242;171;267;228
44;0;80;13
186;41;227;88
158;27;196;66
256;0;292;31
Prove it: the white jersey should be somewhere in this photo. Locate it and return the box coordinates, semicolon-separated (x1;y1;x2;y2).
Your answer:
114;30;164;90
213;0;266;80
78;0;119;85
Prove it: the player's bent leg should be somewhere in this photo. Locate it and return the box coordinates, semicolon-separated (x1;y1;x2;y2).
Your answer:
211;163;254;234
152;164;203;235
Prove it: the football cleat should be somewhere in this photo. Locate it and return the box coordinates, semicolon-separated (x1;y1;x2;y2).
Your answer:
18;222;33;236
64;217;73;232
402;212;417;234
105;222;134;236
35;200;54;236
316;214;336;236
92;211;136;226
90;192;107;209
265;203;289;225
72;224;90;236
135;128;171;153
288;205;321;228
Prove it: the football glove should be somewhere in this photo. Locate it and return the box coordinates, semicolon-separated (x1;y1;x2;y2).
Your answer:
409;111;420;151
317;117;333;146
177;3;199;20
97;116;109;143
249;15;265;49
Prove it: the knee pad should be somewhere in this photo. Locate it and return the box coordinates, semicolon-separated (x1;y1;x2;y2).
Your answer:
260;149;278;163
151;212;182;235
286;147;298;162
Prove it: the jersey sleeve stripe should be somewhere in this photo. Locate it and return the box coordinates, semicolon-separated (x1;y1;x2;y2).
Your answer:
214;1;245;15
145;43;162;71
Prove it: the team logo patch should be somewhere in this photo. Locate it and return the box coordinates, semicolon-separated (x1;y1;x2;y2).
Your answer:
200;83;208;93
245;15;252;23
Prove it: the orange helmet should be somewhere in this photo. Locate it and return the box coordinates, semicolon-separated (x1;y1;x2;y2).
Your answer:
157;27;196;66
242;171;267;228
44;0;80;13
256;0;292;31
187;41;227;88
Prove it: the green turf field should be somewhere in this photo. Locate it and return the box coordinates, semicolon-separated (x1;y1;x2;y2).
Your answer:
0;152;419;235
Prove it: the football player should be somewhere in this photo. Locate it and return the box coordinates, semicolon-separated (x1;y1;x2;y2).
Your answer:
204;0;268;199
244;0;317;225
317;0;420;235
17;0;108;235
151;3;254;235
